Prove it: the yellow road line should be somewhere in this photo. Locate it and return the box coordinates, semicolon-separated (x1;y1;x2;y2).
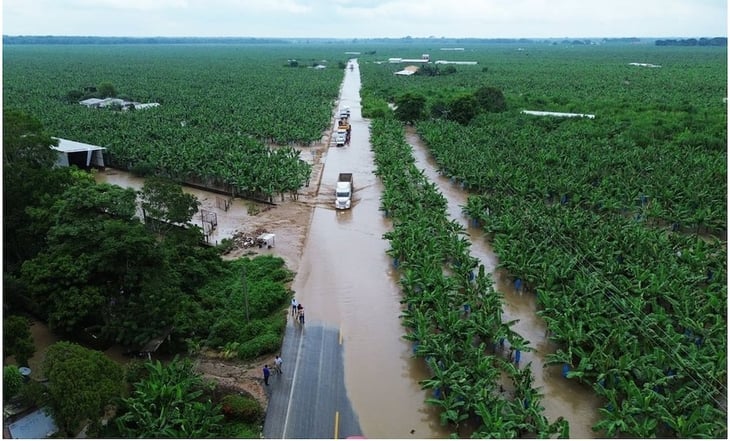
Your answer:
334;411;340;439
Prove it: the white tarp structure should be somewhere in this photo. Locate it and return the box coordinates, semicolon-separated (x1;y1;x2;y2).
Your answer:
521;110;595;119
52;138;106;168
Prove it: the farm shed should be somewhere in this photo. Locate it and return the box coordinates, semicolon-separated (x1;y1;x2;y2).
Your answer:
395;65;420;76
52;138;106;169
521;110;595;119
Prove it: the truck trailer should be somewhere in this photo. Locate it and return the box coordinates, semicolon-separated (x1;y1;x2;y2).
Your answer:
335;173;353;210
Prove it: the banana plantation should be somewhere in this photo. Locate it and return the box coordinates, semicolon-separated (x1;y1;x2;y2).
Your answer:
361;43;726;437
3;44;347;201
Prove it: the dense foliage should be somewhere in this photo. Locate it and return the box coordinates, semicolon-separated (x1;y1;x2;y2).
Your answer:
115;357;223;438
42;341;126;437
361;43;727;437
2;44;349;199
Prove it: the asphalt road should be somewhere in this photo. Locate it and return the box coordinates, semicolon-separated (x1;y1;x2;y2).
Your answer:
263;320;362;439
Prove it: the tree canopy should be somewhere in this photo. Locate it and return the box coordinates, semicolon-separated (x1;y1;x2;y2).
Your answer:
42;341;125;437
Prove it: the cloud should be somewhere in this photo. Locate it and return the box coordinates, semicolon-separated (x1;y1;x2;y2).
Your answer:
2;0;726;38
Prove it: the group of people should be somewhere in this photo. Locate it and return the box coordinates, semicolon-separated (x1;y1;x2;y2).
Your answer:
263;355;283;386
291;298;304;325
263;297;307;385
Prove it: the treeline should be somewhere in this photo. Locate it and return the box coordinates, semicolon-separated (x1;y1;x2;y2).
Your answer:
655;37;727;46
2;35;293;45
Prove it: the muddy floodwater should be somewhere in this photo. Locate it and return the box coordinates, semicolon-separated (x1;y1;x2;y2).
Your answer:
406;128;602;438
291;61;450;438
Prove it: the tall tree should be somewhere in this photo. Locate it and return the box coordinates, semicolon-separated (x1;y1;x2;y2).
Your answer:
3;110;73;274
138;176;200;236
21;179;182;346
474;86;507;113
394;93;427;124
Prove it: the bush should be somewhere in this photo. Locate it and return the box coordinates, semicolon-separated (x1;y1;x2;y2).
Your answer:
220;394;264;423
237;333;282;359
207;318;242;348
3;315;35;366
3;365;23;402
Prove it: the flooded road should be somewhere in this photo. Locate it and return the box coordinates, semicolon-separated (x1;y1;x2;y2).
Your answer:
405;128;602;438
292;60;449;438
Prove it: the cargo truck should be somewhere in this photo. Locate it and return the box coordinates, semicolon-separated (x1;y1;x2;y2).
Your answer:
335;173;353;210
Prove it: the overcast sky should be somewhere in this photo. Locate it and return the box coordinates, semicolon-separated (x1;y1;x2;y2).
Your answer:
2;0;727;39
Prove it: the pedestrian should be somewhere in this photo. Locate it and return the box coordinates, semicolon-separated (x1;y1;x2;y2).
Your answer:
298;307;305;325
291;298;298;316
274;355;283;374
296;303;304;321
263;364;270;386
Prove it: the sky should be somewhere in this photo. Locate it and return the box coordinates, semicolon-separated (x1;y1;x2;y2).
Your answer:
2;0;727;39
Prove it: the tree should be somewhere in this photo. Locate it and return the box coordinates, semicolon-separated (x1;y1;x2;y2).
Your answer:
42;341;125;437
115;356;223;438
3;315;35;366
97;82;116;98
394;93;427;124
474;86;507;113
448;95;479;125
3;109;58;168
138;177;200;236
3;110;76;275
21;179;183;346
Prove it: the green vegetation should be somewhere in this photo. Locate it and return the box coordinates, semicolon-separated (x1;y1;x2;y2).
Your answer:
361;43;727;437
3;315;36;366
3;44;349;200
43;341;126;437
371;117;566;438
115;357;223;438
3;365;24;402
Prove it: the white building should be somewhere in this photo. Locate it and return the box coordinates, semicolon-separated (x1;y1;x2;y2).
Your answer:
52;138;106;168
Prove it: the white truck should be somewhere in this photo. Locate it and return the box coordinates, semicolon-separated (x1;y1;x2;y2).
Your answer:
335;173;353;210
334;129;348;147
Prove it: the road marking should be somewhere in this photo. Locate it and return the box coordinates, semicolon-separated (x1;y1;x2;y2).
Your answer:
339;326;343;345
281;331;305;438
334;411;340;439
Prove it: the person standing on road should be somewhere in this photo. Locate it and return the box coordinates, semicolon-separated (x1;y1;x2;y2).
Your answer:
291;298;298;316
263;365;271;386
298;307;305;325
274;355;283;374
296;303;303;321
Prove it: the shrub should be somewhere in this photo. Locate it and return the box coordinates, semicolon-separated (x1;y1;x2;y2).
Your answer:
220;394;264;423
207;318;242;348
237;333;282;359
3;365;23;402
3;315;35;366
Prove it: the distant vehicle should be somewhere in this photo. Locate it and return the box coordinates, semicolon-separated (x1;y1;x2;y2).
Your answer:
335;173;353;210
334;129;348;147
335;107;351;146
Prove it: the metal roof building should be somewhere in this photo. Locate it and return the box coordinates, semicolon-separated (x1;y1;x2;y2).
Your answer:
52;138;106;168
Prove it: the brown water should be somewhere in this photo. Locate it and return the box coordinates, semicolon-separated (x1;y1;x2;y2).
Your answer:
406;129;602;438
291;60;450;438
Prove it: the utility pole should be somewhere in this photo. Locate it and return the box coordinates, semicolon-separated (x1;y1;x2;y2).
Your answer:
242;263;250;322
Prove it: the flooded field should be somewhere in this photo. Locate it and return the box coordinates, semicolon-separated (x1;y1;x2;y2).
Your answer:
406;128;602;438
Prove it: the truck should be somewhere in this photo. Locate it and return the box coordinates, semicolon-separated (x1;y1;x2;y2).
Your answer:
335;173;353;210
334;106;351;146
334;128;348;147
